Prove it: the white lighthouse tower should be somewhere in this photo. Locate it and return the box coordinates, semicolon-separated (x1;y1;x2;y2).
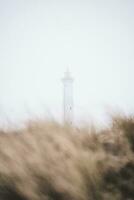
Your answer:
62;69;74;124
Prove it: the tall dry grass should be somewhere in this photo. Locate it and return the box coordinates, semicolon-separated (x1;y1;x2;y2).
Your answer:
0;116;134;200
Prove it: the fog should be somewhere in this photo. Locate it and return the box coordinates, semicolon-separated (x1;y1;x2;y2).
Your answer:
0;0;134;124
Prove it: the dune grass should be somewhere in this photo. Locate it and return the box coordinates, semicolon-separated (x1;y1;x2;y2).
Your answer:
0;116;134;200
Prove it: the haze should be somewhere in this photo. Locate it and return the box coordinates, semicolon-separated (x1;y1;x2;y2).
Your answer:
0;0;134;124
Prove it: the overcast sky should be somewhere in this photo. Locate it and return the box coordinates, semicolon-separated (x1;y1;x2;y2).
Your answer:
0;0;134;124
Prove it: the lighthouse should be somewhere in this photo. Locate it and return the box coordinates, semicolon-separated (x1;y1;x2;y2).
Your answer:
62;69;74;124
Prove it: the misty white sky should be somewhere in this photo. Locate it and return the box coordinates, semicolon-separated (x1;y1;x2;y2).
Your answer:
0;0;134;124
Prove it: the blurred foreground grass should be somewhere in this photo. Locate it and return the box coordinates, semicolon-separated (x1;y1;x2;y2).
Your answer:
0;115;134;200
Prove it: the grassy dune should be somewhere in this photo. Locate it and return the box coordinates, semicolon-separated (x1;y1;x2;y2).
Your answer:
0;116;134;200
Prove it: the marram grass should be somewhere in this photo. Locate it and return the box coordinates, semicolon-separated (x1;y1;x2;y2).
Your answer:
0;116;134;200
